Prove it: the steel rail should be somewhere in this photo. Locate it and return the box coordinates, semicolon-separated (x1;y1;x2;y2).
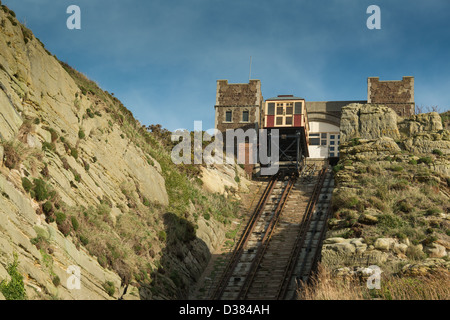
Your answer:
210;173;279;300
294;168;332;294
236;173;296;300
275;167;327;299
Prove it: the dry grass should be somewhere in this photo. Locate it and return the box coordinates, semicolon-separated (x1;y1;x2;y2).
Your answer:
299;264;450;300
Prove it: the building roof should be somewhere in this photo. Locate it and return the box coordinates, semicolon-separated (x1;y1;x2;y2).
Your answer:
266;95;304;101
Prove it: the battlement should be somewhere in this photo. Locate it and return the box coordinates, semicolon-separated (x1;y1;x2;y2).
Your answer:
367;76;415;117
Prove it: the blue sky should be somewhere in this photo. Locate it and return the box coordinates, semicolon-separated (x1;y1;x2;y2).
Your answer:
4;0;450;130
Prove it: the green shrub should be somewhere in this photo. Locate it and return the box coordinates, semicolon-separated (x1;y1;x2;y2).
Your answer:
22;177;33;193
55;212;66;225
425;208;441;216
350;138;361;147
78;129;85;139
395;200;414;213
42;142;55;152
378;214;405;230
390;179;409;190
409;159;417;165
158;230;167;242
42;201;53;215
418;157;432;165
70;148;78;159
52;276;61;287
33;179;49;202
390;165;403;172
0;253;26;300
102;281;115;297
71;216;79;231
432;149;443;156
332;164;344;173
79;235;89;246
86;108;94;118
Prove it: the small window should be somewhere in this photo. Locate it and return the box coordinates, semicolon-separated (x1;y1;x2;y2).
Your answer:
276;117;283;125
330;147;335;151
276;107;284;115
286;107;293;115
268;103;275;115
309;133;320;137
330;153;335;157
321;133;327;139
242;110;249;122
285;117;293;125
310;138;320;145
330;141;335;145
330;135;335;140
225;111;232;122
294;102;302;114
321;139;327;146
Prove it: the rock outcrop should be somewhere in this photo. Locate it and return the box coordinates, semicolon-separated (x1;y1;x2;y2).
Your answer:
0;6;245;300
323;103;450;277
340;104;400;142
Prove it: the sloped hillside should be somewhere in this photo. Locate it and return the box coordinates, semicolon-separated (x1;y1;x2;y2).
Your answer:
321;104;449;285
0;5;247;300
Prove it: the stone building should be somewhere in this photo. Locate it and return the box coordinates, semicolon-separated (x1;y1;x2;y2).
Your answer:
214;80;263;175
214;79;263;133
367;76;415;117
214;76;415;161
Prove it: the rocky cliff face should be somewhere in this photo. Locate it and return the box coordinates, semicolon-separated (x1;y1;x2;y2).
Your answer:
0;6;247;300
323;103;449;278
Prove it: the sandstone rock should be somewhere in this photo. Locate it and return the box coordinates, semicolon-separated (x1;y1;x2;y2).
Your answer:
393;243;408;255
358;213;378;225
424;243;447;258
374;238;396;251
0;145;3;166
323;237;347;244
401;258;450;276
341;104;400;142
341;137;401;161
403;131;450;156
323;242;356;254
26;133;42;149
398;112;443;136
201;164;242;195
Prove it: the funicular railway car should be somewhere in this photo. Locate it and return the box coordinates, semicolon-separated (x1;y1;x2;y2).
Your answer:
262;95;309;173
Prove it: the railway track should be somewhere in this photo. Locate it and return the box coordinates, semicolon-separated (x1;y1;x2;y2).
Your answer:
210;165;334;300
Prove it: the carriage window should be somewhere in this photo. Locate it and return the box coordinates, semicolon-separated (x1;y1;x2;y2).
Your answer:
225;111;232;122
242;110;249;122
276;117;283;125
285;117;293;125
294;102;302;114
268;103;275;115
286;107;293;115
276;107;284;115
